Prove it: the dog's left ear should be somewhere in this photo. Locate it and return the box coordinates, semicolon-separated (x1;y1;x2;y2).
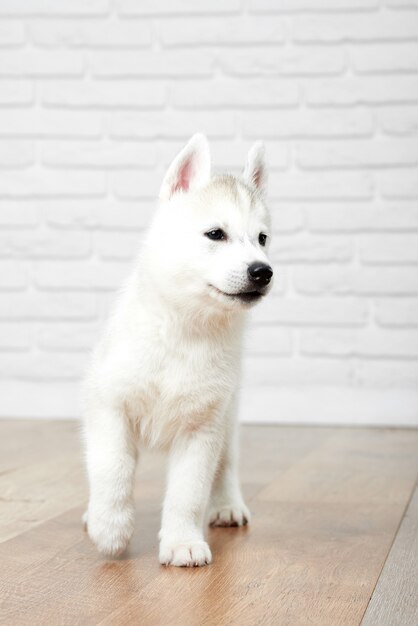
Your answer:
159;133;211;201
243;142;267;196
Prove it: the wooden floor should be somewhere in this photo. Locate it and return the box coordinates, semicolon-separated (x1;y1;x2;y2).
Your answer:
0;420;417;626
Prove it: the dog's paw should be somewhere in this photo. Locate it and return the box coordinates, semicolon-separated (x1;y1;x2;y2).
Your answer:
209;502;251;527
86;506;134;557
159;540;212;567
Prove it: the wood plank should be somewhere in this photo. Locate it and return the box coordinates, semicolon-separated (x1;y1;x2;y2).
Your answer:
0;419;80;472
257;428;418;505
361;485;418;626
98;428;418;626
0;422;328;544
99;501;403;626
0;455;86;542
0;504;162;626
0;421;416;626
0;419;87;542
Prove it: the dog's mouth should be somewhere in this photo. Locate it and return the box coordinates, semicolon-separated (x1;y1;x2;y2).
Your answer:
209;285;264;305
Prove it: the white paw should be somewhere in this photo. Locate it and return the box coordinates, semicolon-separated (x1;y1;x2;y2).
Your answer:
159;540;212;567
209;502;251;527
85;506;134;557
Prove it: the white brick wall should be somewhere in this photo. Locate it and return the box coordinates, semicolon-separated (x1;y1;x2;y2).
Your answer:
1;0;418;425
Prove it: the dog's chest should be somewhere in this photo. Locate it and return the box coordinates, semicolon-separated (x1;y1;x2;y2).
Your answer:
128;333;239;446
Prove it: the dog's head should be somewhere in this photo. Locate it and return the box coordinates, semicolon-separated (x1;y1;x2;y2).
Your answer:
145;134;273;313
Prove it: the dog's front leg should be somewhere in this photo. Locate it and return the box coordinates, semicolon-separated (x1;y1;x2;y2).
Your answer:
209;398;250;527
84;406;137;557
159;428;222;567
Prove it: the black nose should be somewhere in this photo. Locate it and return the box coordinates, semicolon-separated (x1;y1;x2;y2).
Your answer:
247;262;273;286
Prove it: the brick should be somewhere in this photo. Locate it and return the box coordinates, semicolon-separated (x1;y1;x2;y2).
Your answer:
95;292;123;319
0;170;106;198
0;142;35;168
379;107;418;135
29;19;152;48
37;201;102;230
301;328;418;358
89;51;214;78
100;202;154;230
34;260;130;290
375;299;418;326
109;169;163;201
0;110;102;138
94;231;143;260
0;51;84;77
305;76;418;105
269;172;374;200
0;292;97;320
371;202;418;230
0;229;91;259
0;0;110;17
270;203;304;232
270;275;287;297
0;3;416;421
44;200;154;230
245;326;293;355
0;21;25;46
293;265;418;295
0;324;32;350
384;0;418;7
160;17;285;46
249;0;378;12
351;43;418;73
38;322;100;351
161;139;288;171
222;47;346;77
172;79;299;108
109;111;236;140
0;202;41;228
0;80;33;105
294;12;418;42
242;108;374;138
252;296;368;326
360;234;418;264
41;141;158;169
356;360;418;387
379;171;418;199
296;139;418;169
305;202;418;232
0;352;88;380
242;355;354;387
117;0;241;16
270;233;354;263
41;80;166;109
0;261;28;290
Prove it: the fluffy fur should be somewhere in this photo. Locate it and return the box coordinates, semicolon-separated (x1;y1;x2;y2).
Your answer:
83;134;273;567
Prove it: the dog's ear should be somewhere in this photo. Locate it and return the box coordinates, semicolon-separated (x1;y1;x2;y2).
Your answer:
159;133;211;201
243;142;267;195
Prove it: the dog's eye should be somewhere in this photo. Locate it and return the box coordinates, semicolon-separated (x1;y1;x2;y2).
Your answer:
259;233;267;246
205;229;226;241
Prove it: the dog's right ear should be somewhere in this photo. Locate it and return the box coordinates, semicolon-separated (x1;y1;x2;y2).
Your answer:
159;133;211;201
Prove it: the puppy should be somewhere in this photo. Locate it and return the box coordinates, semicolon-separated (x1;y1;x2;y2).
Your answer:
83;134;273;567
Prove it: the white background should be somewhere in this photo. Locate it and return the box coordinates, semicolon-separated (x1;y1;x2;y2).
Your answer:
1;0;418;425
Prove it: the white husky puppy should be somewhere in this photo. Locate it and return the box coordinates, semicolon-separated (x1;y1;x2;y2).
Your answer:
83;134;273;567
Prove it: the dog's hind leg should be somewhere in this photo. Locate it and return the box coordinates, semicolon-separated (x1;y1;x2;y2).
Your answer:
83;404;138;557
209;397;250;528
